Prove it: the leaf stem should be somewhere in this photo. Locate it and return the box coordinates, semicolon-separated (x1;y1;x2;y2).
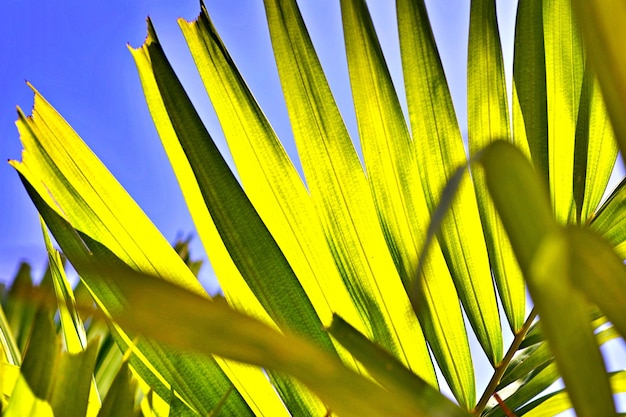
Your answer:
472;308;538;415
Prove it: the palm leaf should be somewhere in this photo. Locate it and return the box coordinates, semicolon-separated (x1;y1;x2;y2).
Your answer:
11;90;253;415
468;0;525;333
8;1;626;416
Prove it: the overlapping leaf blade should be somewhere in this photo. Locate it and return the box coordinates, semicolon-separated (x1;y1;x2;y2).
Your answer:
3;264;37;357
543;0;585;224
341;0;474;389
129;21;292;417
42;222;101;415
132;19;340;415
513;0;548;181
572;72;618;224
573;0;626;161
591;178;626;256
10;90;253;416
96;362;137;417
468;0;525;333
398;0;501;380
485;363;559;417
518;371;626;417
41;220;88;354
263;0;443;399
177;3;365;362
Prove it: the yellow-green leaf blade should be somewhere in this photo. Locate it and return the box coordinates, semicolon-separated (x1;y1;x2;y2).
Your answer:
140;18;332;353
591;179;626;257
10;91;253;415
134;20;336;415
328;315;471;417
264;0;438;394
572;69;619;224
128;21;289;417
41;220;88;354
468;0;525;333
340;0;468;389
544;0;585;223
41;222;101;415
398;0;499;381
518;371;626;417
178;4;365;351
513;0;548;181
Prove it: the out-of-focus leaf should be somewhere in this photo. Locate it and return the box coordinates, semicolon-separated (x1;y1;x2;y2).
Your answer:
92;262;437;417
0;303;20;366
568;227;626;339
6;307;99;417
3;263;36;355
479;141;555;268
468;0;525;334
10;89;253;415
480;141;615;417
49;342;100;417
328;315;471;417
92;337;124;401
0;361;20;407
3;374;54;417
19;309;57;400
172;236;203;278
97;362;138;417
518;371;626;417
573;0;626;163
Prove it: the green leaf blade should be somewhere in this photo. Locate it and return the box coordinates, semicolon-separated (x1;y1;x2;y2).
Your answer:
133;20;337;415
328;315;471;417
11;90;255;416
573;0;626;164
468;0;526;333
178;5;365;352
543;0;585;224
398;0;500;380
264;0;439;392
